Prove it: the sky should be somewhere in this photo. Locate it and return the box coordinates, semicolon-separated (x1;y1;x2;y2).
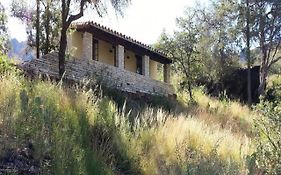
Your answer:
1;0;207;44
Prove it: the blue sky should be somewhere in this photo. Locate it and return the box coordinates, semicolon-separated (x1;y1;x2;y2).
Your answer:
1;0;207;44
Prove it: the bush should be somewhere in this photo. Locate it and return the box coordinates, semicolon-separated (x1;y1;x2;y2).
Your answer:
0;54;15;73
265;75;281;104
254;101;281;174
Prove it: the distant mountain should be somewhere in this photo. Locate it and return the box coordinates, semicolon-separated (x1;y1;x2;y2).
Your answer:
8;38;34;61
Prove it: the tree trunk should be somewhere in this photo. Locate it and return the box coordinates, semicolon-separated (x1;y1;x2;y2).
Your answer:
58;27;67;78
59;0;67;78
58;0;85;78
187;56;193;101
246;0;252;105
258;65;267;96
45;0;51;54
179;58;193;101
36;0;40;58
258;13;267;97
187;80;193;101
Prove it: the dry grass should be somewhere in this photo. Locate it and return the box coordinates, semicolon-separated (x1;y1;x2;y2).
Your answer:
0;71;255;174
121;108;253;175
176;88;256;136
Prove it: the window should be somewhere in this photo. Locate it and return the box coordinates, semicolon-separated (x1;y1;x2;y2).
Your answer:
92;38;99;61
136;55;142;75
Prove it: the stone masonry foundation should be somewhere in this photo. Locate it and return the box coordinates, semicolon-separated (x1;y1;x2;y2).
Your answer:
22;53;175;96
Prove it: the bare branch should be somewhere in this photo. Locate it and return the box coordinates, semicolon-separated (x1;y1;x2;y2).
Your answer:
269;56;281;68
272;41;281;58
66;0;71;17
66;0;86;28
41;1;46;8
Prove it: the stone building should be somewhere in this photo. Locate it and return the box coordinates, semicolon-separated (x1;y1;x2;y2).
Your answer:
23;21;174;96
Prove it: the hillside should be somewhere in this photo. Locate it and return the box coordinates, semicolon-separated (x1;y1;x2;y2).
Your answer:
0;66;261;175
4;51;281;175
1;0;281;173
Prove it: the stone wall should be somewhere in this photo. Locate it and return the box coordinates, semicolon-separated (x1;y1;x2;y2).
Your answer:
22;52;175;96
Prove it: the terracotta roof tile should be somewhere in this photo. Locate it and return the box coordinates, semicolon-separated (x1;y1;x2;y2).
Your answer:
72;21;170;61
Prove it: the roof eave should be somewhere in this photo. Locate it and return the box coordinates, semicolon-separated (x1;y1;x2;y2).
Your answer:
72;22;172;64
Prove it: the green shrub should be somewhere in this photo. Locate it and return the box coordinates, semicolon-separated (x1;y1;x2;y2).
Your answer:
0;54;15;73
254;101;281;174
265;75;281;104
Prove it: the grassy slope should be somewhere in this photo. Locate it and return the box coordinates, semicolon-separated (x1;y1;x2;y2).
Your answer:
0;71;257;174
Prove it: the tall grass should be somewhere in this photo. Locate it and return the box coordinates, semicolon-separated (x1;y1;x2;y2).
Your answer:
120;109;252;174
176;87;256;136
0;73;113;174
0;69;254;174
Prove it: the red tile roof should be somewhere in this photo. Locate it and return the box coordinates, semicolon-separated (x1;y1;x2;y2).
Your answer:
72;21;172;64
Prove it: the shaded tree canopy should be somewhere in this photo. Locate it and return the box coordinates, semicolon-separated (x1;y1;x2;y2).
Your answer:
156;10;201;101
250;0;281;95
0;2;9;54
58;0;131;77
10;0;130;77
156;2;241;102
11;0;61;55
156;0;281;101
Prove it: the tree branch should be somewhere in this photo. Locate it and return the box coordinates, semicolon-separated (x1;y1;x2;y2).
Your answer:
269;56;281;68
41;1;46;8
65;0;71;18
66;0;86;28
260;123;279;153
272;41;281;59
268;40;281;68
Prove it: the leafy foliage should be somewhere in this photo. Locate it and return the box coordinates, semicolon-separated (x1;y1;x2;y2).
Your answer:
254;100;281;174
11;0;61;55
155;2;243;102
156;15;202;100
0;2;9;54
0;53;16;73
250;0;281;95
265;75;281;104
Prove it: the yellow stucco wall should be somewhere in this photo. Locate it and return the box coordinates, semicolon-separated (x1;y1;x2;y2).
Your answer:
124;50;137;73
69;32;162;81
150;59;158;80
71;32;83;59
97;39;115;66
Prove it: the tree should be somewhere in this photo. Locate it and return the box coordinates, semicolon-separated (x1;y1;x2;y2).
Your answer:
238;0;255;105
0;2;9;54
189;1;241;83
246;0;252;105
11;0;61;55
211;0;240;71
156;2;244;101
36;0;40;58
251;0;281;96
156;11;201;101
58;0;130;77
